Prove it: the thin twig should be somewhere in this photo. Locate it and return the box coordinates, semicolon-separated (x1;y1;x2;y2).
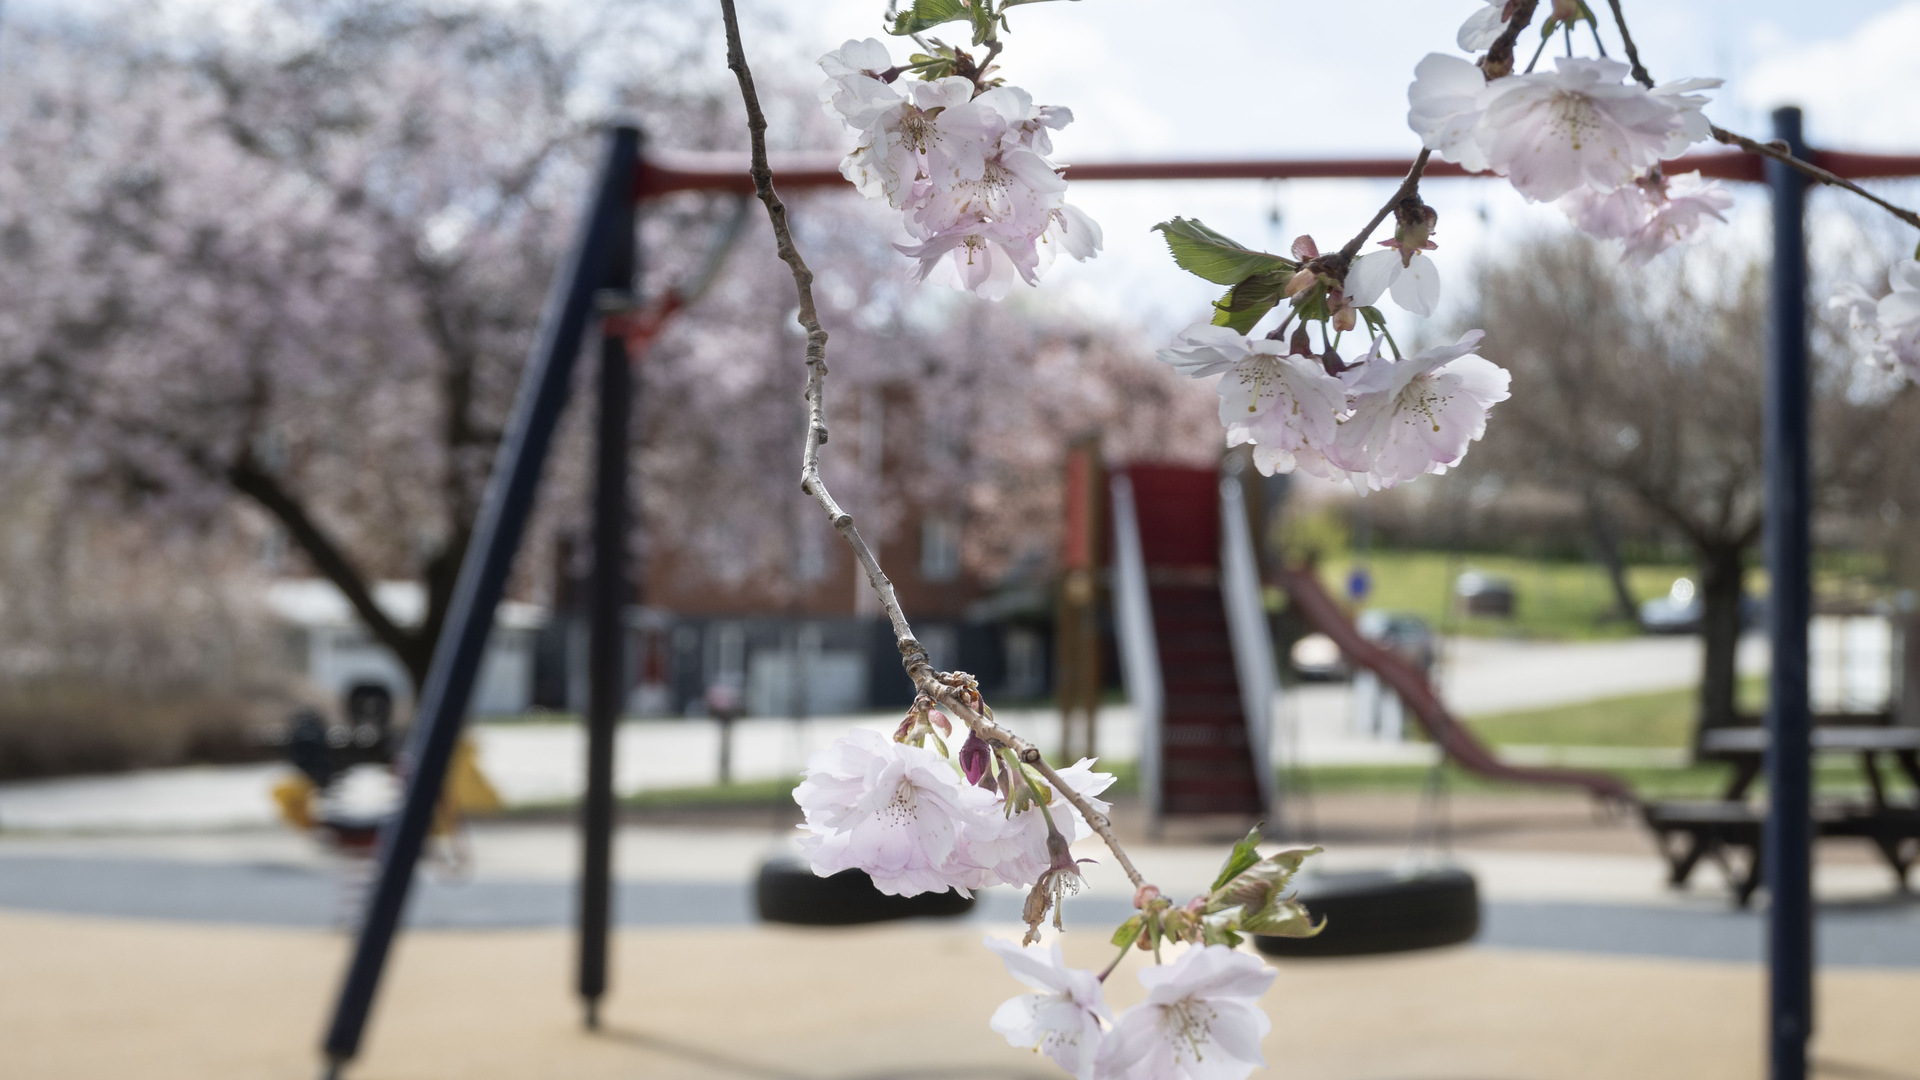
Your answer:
1480;0;1539;78
1603;0;1654;88
1708;125;1920;234
1337;148;1432;265
1603;0;1920;233
717;0;1148;891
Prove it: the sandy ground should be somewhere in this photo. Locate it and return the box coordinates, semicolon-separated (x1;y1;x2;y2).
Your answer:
4;909;1917;1080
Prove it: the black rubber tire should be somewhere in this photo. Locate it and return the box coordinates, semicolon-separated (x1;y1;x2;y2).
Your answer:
1254;866;1479;958
753;855;976;926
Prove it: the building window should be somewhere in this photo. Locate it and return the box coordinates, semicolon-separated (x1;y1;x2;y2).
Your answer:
920;514;961;582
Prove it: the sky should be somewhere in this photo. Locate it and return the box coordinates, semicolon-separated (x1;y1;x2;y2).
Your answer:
754;0;1920;334
11;0;1920;333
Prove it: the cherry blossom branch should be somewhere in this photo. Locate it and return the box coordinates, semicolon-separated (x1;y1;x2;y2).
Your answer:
1603;0;1920;234
1705;125;1920;234
1337;147;1433;264
1601;0;1654;89
1480;0;1539;78
717;0;1148;892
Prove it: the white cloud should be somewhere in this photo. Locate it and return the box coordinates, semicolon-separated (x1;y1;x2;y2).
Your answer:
1741;2;1920;149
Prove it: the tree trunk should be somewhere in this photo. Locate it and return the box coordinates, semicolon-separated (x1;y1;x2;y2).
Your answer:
1695;542;1748;743
1585;486;1640;626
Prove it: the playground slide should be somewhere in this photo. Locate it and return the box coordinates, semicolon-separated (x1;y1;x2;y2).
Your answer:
1276;566;1636;805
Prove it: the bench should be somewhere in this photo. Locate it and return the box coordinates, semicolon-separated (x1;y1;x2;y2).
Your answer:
1644;799;1920;906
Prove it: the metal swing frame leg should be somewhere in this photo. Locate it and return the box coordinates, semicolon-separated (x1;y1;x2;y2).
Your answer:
317;125;639;1078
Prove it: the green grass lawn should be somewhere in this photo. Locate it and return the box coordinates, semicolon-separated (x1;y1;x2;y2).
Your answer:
1307;550;1699;641
528;684;1891;808
1462;680;1769;748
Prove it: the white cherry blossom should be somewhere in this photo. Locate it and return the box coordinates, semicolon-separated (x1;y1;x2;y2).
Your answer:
977;84;1073;157
960;758;1117;890
987;937;1112;1080
897;221;1041;301
1156;324;1349;478
793;726;1009;897
1042;203;1104;265
1406;53;1494;173
1831;259;1920;381
1652;77;1723;157
1095;945;1275;1080
1457;0;1511;52
818;38;902;130
1477;57;1690;202
907;146;1065;239
1559;170;1732;263
1334;331;1511;491
1344;249;1441;316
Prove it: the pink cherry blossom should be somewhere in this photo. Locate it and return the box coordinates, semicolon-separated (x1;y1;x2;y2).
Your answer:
987;936;1112;1080
962;757;1117;890
1831;260;1920;381
896;222;1042;301
793;727;1009;897
1559;171;1732;263
1334;331;1511;491
818;47;1097;298
1094;945;1275;1080
1477;57;1691;202
1156;325;1350;478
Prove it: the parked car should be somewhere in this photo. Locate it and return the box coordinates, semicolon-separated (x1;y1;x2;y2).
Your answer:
1453;570;1516;617
1356;610;1439;673
1639;577;1766;634
1640;577;1700;633
1290;632;1348;681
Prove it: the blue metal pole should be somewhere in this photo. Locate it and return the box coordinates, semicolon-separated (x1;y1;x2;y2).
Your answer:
1763;104;1813;1080
319;125;640;1076
578;130;640;1031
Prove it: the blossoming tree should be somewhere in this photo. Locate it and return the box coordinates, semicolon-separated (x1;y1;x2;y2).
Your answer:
716;0;1920;1076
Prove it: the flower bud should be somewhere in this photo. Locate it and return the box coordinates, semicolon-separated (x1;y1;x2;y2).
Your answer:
1551;0;1582;23
958;730;993;787
1389;197;1440;268
1284;268;1317;299
1288;325;1313;357
1133;884;1162;910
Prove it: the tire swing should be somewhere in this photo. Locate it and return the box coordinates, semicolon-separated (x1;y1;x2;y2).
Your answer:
1256;756;1480;958
1252;865;1480;958
754;854;975;926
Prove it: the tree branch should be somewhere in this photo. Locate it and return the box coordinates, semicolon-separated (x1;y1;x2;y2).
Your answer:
1603;0;1920;234
1706;124;1920;234
716;0;1146;890
1337;148;1432;264
1602;0;1654;88
227;456;425;681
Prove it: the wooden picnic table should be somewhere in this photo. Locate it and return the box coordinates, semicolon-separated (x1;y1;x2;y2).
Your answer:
1643;724;1920;905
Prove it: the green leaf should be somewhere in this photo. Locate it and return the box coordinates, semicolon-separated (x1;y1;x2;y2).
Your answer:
1206;847;1324;939
969;1;996;44
1358;305;1388;335
890;0;974;36
1111;914;1145;948
1210;270;1291;334
1210;828;1265;892
1153;218;1295;286
1241;897;1322;939
1199;906;1245;948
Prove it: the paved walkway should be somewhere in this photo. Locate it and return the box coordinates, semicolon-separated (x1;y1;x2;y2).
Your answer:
4;912;1915;1080
0;635;1768;832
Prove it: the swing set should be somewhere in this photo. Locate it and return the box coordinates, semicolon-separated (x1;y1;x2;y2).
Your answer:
314;120;1920;1079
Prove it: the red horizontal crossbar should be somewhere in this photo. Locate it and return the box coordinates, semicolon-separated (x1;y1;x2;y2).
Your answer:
635;148;1920;200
